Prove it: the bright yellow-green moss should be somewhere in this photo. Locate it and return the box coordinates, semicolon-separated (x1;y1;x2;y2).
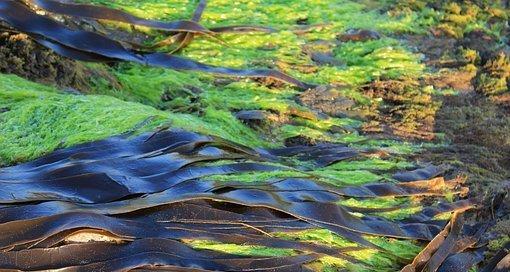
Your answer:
0;75;168;165
313;170;383;185
340;197;423;220
0;75;272;165
188;240;295;257
327;158;413;172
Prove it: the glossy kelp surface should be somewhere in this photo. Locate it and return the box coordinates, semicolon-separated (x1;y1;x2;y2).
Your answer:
0;128;475;271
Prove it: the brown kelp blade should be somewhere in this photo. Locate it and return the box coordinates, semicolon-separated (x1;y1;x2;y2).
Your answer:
0;238;320;271
0;211;357;261
0;0;314;89
210;25;276;33
0;179;443;241
437;250;484;272
25;0;212;34
0;129;455;243
144;53;315;89
0;129;360;204
401;212;486;272
166;0;206;54
393;165;445;182
229;177;468;198
0;127;472;270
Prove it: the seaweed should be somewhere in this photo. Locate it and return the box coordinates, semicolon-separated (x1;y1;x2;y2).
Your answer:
0;128;472;271
0;0;313;89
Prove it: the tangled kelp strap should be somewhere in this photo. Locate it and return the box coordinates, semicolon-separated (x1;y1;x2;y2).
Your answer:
0;238;319;271
0;0;314;89
0;128;475;270
401;212;488;272
25;0;212;34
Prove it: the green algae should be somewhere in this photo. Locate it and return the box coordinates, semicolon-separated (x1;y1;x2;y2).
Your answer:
388;0;509;38
340;197;423;220
202;82;300;113
277;117;365;144
275;229;422;271
93;65;209;107
208;166;385;186
209;170;308;183
326;158;413;172
312;169;383;186
69;0;432;149
188;240;295;257
188;230;421;272
0;75;168;166
3;0;496;269
0;75;272;166
488;235;510;251
167;107;271;147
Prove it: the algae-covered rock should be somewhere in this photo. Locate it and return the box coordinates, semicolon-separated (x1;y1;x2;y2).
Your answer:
474;53;510;96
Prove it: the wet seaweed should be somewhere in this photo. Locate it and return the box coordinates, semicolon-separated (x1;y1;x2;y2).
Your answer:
401;212;488;272
0;128;472;270
0;0;314;89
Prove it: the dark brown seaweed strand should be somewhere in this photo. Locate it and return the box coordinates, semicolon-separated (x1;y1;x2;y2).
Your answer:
401;218;453;272
0;238;321;271
24;0;211;34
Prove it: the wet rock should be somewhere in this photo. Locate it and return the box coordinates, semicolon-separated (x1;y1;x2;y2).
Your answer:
458;29;505;62
298;85;355;117
473;52;510;96
252;76;287;89
404;34;460;67
213;78;235;87
302;40;344;67
235;110;268;121
360;80;439;140
0;32;117;92
425;70;475;92
235;110;269;128
308;51;344;66
284;135;316;147
63;87;83;95
161;85;202;102
295;18;309;25
337;29;381;42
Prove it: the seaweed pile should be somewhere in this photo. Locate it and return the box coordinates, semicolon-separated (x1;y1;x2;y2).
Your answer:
0;0;313;89
0;129;485;271
1;0;509;271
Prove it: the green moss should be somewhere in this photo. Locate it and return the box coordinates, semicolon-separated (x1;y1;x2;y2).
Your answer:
312;170;383;185
326;158;413;172
340;198;422;220
0;75;169;165
0;75;276;166
188;240;295;256
488;235;510;251
209;170;308;183
275;229;422;271
169;107;270;147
